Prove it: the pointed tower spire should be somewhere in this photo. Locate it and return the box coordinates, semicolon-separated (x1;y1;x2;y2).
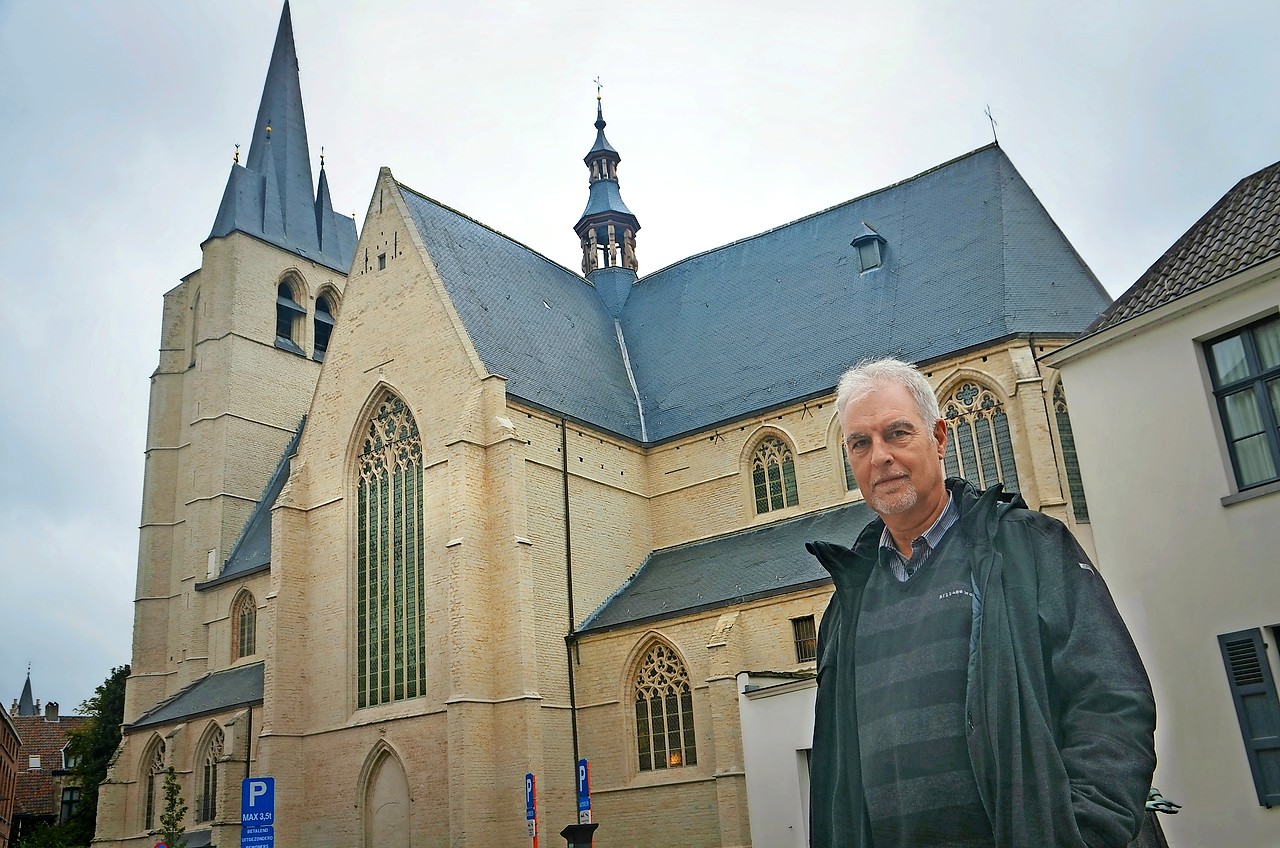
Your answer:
208;2;355;271
17;670;34;717
574;92;641;280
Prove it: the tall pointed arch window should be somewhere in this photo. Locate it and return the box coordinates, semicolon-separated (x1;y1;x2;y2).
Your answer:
275;278;305;355
841;443;859;492
751;436;799;513
941;381;1019;492
634;642;697;771
196;725;224;823
142;739;165;831
231;591;257;660
313;293;336;362
1053;384;1090;522
356;393;426;708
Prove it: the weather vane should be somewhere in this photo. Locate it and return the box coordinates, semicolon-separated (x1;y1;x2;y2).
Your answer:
985;104;998;145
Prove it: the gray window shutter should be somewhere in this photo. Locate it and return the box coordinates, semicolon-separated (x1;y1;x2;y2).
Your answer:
1218;628;1280;807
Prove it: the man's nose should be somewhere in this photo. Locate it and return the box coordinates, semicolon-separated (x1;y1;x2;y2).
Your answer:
870;436;893;465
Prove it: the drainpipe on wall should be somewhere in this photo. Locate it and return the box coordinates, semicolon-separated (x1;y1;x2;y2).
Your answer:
561;419;582;773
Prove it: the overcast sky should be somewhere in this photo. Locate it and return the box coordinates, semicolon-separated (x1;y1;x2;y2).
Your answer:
2;0;1278;710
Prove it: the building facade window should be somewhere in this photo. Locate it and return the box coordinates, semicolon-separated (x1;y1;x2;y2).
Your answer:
634;642;697;771
841;444;859;492
941;381;1019;492
355;392;426;708
59;787;81;824
314;294;336;361
1205;315;1280;490
143;739;165;831
1052;384;1090;522
751;436;799;513
792;615;818;662
197;725;224;823
275;279;306;354
232;591;257;660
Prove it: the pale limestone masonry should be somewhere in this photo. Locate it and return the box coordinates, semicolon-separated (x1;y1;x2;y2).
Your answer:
98;162;1092;848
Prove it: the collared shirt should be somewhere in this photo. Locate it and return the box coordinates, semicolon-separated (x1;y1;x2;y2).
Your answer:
878;492;959;582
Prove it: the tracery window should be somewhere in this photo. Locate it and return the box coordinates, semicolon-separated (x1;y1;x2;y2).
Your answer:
143;739;165;831
1053;384;1090;522
196;726;224;823
634;643;697;771
232;591;257;660
941;382;1019;492
841;443;859;492
751;436;799;513
356;392;426;708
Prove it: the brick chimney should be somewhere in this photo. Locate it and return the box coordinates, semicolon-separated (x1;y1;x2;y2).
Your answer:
45;701;59;721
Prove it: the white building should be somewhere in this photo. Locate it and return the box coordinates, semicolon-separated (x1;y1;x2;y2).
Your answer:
1045;158;1280;847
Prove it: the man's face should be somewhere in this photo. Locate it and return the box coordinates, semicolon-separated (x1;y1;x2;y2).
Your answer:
841;382;948;521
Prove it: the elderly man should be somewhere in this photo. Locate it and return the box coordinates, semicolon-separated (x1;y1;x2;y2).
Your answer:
807;358;1155;848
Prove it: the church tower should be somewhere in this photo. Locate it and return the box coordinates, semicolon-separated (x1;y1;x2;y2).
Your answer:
574;96;641;282
123;0;354;729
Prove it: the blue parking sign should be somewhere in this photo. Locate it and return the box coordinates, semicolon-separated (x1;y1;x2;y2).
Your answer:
241;777;275;826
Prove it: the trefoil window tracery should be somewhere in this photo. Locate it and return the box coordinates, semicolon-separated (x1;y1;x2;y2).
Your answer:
634;643;697;772
941;381;1019;492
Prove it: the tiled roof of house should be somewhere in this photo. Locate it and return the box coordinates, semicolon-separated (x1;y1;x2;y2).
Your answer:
12;712;87;817
1087;158;1280;335
580;500;875;633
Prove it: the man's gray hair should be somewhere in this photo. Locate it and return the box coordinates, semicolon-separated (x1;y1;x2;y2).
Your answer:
835;358;941;424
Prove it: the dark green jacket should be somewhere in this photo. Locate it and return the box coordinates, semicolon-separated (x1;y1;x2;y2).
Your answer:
806;479;1156;848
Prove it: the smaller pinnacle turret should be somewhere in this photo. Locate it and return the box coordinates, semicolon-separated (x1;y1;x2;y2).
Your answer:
574;94;640;277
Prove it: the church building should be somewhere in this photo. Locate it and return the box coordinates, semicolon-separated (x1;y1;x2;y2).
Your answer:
97;4;1108;846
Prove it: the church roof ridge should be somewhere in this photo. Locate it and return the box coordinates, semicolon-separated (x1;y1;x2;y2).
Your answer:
637;142;1002;281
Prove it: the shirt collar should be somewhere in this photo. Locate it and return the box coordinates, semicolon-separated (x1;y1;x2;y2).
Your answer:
878;491;958;560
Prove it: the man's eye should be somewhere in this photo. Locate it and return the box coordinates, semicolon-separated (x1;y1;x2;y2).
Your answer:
848;438;868;451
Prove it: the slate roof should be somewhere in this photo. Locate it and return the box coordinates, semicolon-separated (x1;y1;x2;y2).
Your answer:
1087;157;1280;335
208;2;356;272
206;417;305;585
130;663;264;731
399;186;646;438
580;500;875;633
397;145;1108;445
11;712;87;817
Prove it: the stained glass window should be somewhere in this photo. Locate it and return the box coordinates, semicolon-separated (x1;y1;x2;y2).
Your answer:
751;436;799;513
1053;384;1090;522
232;591;256;659
143;739;165;831
941;382;1019;492
197;726;224;822
841;443;859;492
356;392;426;708
634;643;697;771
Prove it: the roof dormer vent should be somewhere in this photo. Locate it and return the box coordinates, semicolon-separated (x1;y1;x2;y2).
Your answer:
851;222;886;272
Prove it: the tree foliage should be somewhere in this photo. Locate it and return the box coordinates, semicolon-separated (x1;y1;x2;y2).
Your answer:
62;664;130;845
158;766;188;848
14;822;78;848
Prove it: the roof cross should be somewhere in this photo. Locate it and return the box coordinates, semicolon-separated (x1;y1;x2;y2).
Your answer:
984;104;999;145
594;76;603;100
